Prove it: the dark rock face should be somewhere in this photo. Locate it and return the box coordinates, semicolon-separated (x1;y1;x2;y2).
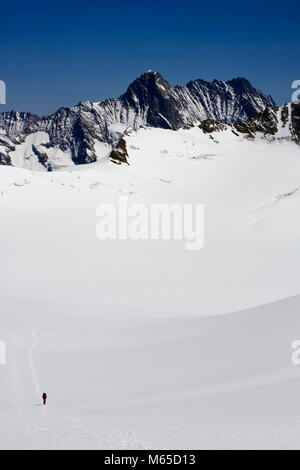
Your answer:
197;102;300;143
110;138;129;165
233;103;300;141
0;111;40;135
199;119;227;133
291;103;300;143
0;134;20;166
234;107;279;137
32;145;51;170
176;76;275;125
0;152;12;166
0;135;16;152
121;71;183;129
0;71;276;168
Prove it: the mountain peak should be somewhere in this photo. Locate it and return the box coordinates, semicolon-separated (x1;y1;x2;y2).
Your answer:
134;70;168;85
227;77;254;91
124;70;172;99
141;69;160;77
0;71;277;168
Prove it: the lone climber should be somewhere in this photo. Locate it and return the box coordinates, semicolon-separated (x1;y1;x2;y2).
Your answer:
42;392;47;406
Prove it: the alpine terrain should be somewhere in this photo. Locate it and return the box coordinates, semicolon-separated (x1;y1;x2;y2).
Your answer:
1;71;300;450
0;70;277;169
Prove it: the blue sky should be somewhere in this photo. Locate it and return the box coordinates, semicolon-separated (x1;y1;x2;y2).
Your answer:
0;0;299;116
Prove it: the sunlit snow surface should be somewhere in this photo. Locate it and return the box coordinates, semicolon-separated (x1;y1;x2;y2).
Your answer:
1;126;300;449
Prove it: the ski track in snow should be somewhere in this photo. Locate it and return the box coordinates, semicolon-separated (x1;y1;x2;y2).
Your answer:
20;319;151;449
251;186;300;211
28;320;52;401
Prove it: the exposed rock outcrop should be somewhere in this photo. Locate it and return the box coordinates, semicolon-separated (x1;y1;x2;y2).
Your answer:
110;138;129;165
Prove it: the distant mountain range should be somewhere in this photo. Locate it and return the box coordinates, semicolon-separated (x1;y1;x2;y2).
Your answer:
0;70;298;170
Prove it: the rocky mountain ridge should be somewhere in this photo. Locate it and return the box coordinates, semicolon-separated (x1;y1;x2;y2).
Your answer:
0;71;277;169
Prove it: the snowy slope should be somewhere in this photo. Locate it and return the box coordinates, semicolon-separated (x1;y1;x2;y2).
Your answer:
2;296;300;450
1;126;300;449
1;101;299;171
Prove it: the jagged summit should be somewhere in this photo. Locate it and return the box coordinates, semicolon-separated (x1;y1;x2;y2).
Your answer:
141;69;160;76
226;77;262;94
227;77;252;86
124;70;172;96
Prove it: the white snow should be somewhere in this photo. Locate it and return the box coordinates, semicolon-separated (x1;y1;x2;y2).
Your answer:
9;131;74;171
10;132;49;171
1;125;300;449
107;123;129;144
93;141;111;161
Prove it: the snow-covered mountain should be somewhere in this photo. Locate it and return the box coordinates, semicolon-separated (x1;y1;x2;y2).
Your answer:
110;102;300;165
0;71;276;169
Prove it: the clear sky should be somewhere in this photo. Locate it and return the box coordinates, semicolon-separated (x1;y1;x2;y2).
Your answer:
0;0;299;116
